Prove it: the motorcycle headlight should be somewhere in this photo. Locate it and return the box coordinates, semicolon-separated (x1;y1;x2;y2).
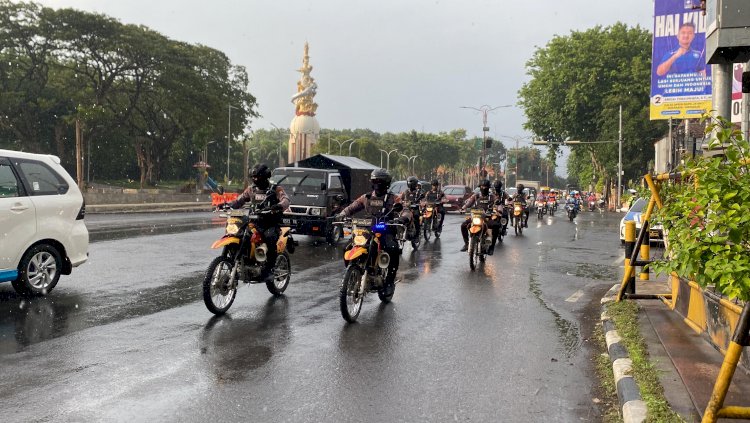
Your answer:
226;223;239;235
472;217;482;225
310;208;321;216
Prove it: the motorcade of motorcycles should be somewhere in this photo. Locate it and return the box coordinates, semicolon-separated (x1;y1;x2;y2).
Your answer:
337;216;405;322
202;187;295;315
513;200;525;235
421;201;441;241
465;208;494;270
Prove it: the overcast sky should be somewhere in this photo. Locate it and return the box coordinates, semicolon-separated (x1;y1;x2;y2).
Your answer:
35;0;653;175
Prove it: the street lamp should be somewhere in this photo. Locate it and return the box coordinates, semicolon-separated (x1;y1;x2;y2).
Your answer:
379;148;398;171
331;138;354;155
347;139;362;156
460;104;513;177
399;153;418;175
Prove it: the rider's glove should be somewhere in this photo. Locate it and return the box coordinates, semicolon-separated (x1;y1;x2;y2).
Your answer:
216;202;230;210
270;204;284;213
335;212;346;221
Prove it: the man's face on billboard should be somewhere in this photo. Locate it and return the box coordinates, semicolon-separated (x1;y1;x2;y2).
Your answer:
678;25;695;48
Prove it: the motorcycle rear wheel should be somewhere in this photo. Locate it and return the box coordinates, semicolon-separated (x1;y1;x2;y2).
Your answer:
377;267;395;303
340;265;364;323
203;256;237;315
266;251;291;296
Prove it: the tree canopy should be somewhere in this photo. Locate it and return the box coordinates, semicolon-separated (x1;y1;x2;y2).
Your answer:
518;23;664;193
0;1;257;187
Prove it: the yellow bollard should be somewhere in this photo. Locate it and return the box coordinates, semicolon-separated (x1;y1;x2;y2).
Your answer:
640;243;650;280
623;221;636;295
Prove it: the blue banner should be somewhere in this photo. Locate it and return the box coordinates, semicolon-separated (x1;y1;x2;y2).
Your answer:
650;0;712;120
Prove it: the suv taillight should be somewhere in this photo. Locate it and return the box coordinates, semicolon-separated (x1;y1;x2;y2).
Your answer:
76;200;85;220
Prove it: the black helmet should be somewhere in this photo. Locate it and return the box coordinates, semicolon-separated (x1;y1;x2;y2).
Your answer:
479;179;490;195
251;163;272;189
407;176;419;190
517;183;525;193
431;179;440;187
493;180;503;192
370;168;392;195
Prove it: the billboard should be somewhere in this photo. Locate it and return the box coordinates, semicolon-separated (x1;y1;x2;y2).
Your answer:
650;0;712;120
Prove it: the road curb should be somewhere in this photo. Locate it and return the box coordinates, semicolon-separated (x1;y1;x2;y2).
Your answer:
601;284;648;423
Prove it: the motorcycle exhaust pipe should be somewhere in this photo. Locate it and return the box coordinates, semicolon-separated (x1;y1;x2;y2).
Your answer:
377;251;390;269
255;244;268;263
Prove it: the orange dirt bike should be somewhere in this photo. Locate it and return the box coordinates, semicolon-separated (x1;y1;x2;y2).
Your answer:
421;202;441;241
202;194;295;315
466;208;494;270
336;216;405;322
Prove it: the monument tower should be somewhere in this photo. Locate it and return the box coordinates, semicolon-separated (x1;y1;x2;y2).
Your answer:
289;42;320;163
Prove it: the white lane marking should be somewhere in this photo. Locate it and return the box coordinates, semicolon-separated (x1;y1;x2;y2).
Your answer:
612;255;625;265
565;290;584;302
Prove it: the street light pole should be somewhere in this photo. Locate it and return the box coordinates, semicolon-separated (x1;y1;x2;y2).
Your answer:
348;139;360;156
379;149;398;171
460;104;512;177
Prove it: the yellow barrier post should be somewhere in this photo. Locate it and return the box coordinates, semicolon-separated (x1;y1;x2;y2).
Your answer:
624;221;636;295
639;241;650;281
703;303;750;422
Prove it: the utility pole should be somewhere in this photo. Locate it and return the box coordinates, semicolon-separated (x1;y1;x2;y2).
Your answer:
617;104;622;211
75;119;83;188
515;137;519;187
460;105;512;177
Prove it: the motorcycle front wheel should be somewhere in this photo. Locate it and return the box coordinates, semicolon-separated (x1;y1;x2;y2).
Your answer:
468;236;478;270
340;264;364;323
266;251;291;296
203;256;237;315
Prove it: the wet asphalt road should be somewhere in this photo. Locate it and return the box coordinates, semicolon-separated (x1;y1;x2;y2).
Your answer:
0;209;625;422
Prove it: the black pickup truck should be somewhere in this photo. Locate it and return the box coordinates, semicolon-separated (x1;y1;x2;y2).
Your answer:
271;154;378;243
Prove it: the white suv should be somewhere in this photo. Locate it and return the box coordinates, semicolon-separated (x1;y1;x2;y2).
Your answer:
0;149;88;295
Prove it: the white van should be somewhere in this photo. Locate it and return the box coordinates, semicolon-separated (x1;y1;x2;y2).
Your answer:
0;149;88;295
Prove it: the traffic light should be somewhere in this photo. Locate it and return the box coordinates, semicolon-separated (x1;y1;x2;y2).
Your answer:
485;138;493;148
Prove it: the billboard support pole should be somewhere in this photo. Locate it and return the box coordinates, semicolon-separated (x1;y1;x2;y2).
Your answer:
713;63;733;120
743;61;750;141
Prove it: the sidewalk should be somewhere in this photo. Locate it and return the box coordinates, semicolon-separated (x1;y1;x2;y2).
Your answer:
603;280;750;422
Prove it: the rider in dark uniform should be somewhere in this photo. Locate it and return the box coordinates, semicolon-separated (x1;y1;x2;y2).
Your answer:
422;179;446;233
226;163;289;282
399;176;424;239
336;169;403;296
460;179;501;255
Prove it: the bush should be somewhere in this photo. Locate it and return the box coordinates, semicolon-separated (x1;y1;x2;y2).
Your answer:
651;116;750;301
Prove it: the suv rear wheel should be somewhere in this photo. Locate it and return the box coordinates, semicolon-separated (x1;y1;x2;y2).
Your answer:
13;244;62;296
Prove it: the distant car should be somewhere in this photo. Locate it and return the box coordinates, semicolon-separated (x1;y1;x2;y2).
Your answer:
388;180;430;196
442;185;472;212
619;197;663;244
0;149;89;295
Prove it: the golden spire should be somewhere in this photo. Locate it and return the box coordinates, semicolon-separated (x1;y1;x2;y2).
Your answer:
291;42;318;116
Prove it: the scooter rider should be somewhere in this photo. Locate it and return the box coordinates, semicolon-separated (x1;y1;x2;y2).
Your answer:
460;179;501;255
512;183;530;228
422;179;446;232
493;180;510;236
224;163;289;283
336;168;403;296
399;176;424;238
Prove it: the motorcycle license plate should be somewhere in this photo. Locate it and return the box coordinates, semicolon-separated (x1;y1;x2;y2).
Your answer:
282;218;297;225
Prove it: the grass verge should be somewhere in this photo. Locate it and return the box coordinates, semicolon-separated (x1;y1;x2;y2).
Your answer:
603;300;685;423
